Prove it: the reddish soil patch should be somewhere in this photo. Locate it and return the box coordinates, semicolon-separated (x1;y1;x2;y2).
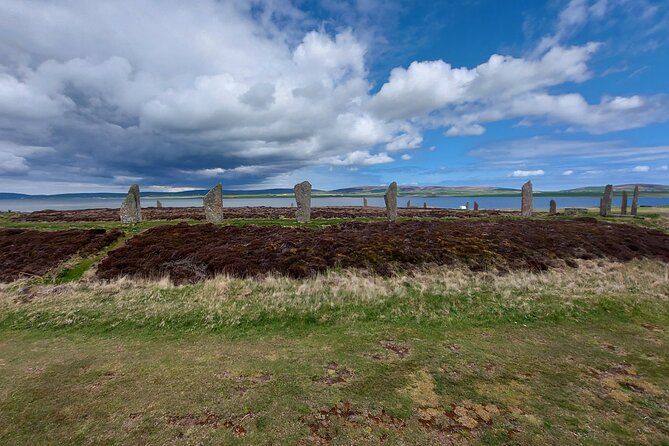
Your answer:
0;228;123;282
95;219;669;284
304;401;406;445
166;411;249;437
14;206;513;222
314;362;354;385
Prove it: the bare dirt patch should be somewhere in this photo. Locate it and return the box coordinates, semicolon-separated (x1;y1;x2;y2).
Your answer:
95;219;669;284
313;362;354;385
14;206;513;222
166;411;250;438
0;228;123;282
304;401;406;445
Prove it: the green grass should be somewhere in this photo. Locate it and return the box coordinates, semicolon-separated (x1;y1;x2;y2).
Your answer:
1;210;668;444
1;261;668;445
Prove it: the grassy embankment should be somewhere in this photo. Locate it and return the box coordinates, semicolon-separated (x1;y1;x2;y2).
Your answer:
0;208;668;444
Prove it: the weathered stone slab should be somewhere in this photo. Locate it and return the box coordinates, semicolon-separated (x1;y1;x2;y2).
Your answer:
600;184;613;216
363;197;368;207
621;191;628;215
384;182;398;221
423;202;427;209
156;200;162;208
549;199;557;216
120;184;141;224
203;183;224;223
294;181;312;223
473;202;479;211
565;207;588;215
407;200;411;208
465;201;470;210
521;181;533;217
631;185;639;216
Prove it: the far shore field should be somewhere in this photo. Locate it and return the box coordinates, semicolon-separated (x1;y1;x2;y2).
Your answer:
0;206;668;445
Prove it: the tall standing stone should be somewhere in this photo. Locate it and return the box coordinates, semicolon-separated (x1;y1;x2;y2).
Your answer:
521;181;533;217
120;184;141;224
423;202;427;209
156;200;162;208
465;201;470;210
549;199;557;216
203;183;224;223
384;182;398;221
473;201;479;211
621;191;628;215
631;185;639;216
600;184;613;216
363;197;368;207
294;181;312;223
407;200;411;208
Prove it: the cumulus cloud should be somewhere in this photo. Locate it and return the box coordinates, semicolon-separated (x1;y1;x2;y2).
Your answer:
510;169;545;177
632;165;650;172
401;154;412;160
0;0;666;192
659;165;668;171
562;170;574;175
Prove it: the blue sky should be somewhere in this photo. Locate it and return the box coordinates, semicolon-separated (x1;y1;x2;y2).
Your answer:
0;0;667;193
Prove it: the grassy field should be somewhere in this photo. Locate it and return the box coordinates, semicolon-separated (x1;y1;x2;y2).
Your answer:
0;209;668;445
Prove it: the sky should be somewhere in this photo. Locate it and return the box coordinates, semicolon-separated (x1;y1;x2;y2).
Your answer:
0;0;668;194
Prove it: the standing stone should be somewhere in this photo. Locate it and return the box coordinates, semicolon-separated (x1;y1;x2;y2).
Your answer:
600;184;613;216
363;197;368;207
156;200;162;208
423;202;427;209
621;191;628;215
203;183;224;223
473;201;479;211
384;182;398;221
549;199;557;216
631;185;639;216
521;181;533;217
120;184;141;224
465;201;470;210
407;200;411;208
294;181;312;223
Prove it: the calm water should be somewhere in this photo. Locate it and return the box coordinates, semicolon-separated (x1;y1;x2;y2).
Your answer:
1;195;668;212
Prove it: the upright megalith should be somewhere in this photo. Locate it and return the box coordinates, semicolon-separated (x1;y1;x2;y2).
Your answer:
407;200;411;208
120;184;141;224
521;181;533;217
156;200;162;208
473;201;479;211
203;183;224;223
363;197;368;207
549;199;557;216
294;181;312;223
384;182;398;221
423;202;427;209
600;184;613;216
621;191;628;215
631;185;639;216
466;201;470;210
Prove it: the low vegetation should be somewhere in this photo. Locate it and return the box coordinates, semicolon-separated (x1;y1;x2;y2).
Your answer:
0;208;667;444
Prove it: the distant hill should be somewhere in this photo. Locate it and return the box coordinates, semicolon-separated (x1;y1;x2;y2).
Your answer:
1;184;667;199
561;184;669;194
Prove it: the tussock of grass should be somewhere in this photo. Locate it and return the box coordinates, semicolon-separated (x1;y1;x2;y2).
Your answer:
1;260;667;333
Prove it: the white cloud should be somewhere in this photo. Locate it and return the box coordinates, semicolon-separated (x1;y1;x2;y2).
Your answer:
658;165;668;171
562;169;574;175
321;150;393;166
445;124;485;136
510;169;545;177
401;154;412;160
385;133;422;151
0;0;666;191
632;165;650;172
